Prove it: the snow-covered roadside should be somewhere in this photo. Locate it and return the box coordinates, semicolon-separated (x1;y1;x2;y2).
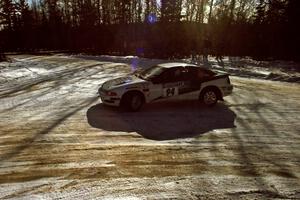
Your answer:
0;56;113;97
203;56;300;83
71;54;300;83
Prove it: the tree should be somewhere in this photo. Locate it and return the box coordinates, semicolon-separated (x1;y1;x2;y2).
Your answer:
0;0;14;31
197;0;206;23
161;0;182;22
255;0;266;24
285;0;300;59
184;0;196;21
208;0;213;23
79;0;97;27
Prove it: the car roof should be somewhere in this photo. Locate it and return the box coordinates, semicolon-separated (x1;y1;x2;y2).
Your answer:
157;62;198;68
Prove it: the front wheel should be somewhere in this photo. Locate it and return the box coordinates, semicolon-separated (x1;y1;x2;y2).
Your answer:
121;92;144;112
200;89;218;106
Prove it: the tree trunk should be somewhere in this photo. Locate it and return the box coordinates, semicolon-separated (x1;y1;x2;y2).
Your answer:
208;0;213;23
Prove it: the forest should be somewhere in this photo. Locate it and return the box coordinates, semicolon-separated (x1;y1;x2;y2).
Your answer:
0;0;299;60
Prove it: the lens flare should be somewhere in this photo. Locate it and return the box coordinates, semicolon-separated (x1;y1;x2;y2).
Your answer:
147;13;157;24
131;58;138;71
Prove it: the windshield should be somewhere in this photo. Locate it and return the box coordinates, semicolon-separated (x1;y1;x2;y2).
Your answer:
137;66;165;81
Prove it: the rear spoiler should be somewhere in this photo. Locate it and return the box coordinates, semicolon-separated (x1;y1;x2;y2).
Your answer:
200;73;230;84
202;71;230;83
215;73;229;79
216;72;231;84
212;69;230;76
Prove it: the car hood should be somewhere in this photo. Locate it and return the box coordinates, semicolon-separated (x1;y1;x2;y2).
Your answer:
101;75;147;90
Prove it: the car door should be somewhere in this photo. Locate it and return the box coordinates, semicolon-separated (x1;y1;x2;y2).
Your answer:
147;66;186;101
147;66;215;102
178;66;202;94
158;67;186;98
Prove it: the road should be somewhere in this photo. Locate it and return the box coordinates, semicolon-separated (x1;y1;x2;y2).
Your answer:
0;55;299;199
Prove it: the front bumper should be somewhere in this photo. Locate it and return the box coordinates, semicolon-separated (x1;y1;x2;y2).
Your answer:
99;95;121;106
98;88;121;106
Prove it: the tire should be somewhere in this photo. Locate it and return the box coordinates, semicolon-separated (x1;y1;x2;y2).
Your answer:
121;92;144;112
200;89;218;107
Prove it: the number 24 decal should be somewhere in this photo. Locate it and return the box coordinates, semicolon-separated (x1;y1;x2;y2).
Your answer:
166;87;176;97
167;88;175;97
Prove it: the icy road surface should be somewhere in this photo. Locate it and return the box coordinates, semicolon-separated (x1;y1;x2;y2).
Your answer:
0;55;299;199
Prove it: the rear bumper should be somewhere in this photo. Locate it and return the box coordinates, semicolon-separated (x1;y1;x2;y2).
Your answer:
222;85;233;96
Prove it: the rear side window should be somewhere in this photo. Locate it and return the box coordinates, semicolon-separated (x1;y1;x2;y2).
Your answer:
186;67;215;80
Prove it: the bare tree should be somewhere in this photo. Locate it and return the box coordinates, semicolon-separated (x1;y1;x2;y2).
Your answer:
208;0;213;23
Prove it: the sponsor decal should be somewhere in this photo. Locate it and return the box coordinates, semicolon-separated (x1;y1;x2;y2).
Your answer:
163;81;184;88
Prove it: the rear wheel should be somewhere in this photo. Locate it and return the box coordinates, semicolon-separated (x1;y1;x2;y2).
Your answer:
200;89;218;106
121;92;144;112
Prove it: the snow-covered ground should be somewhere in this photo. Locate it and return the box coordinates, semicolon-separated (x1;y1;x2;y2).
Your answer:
0;54;299;199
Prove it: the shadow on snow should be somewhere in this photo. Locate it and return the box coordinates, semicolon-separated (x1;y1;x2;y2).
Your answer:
87;100;237;141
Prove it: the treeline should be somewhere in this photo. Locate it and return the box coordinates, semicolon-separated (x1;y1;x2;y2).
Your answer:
0;0;299;60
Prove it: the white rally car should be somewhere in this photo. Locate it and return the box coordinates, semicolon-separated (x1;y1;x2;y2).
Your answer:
98;62;233;111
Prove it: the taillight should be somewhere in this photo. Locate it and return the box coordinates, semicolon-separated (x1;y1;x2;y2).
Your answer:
106;91;117;96
227;77;231;84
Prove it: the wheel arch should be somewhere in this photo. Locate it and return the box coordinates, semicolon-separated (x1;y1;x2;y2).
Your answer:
121;90;146;105
199;86;223;100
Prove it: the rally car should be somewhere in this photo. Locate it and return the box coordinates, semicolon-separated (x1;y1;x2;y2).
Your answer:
98;62;233;111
